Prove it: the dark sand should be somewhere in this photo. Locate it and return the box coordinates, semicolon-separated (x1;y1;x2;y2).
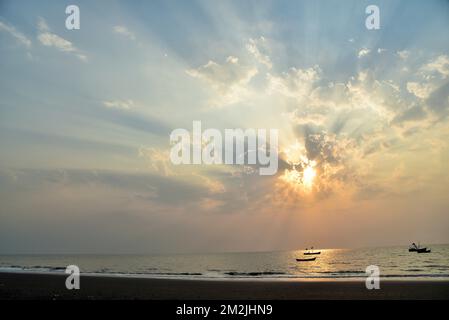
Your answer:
1;272;448;300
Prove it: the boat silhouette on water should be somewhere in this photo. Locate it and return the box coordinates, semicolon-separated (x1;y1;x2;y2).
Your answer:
304;251;321;255
296;257;316;262
304;247;321;255
409;243;431;253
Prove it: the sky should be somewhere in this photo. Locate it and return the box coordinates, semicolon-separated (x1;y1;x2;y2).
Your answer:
1;0;449;254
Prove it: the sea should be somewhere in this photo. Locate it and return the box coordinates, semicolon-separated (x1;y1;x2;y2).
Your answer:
1;244;448;281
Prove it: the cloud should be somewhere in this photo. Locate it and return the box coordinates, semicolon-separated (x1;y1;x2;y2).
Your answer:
186;56;258;106
305;132;345;165
246;37;272;68
346;70;404;121
267;65;321;100
421;54;449;78
402;55;449;117
392;105;427;124
37;17;50;32
103;99;135;110
265;47;448;144
195;173;226;195
137;145;229;193
426;82;449;116
113;25;136;41
264;48;449;202
358;48;370;58
0;168;215;209
285;67;403;131
406;82;435;99
95;103;169;136
37;17;87;61
397;50;410;60
0;21;31;47
276;130;361;202
136;149;230;207
138;147;172;176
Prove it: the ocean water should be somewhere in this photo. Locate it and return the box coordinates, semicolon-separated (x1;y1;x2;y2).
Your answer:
1;244;448;280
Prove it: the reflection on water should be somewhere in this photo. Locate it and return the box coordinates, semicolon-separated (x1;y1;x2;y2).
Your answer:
1;244;448;280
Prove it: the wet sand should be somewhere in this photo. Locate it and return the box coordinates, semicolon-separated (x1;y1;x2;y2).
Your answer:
1;272;448;300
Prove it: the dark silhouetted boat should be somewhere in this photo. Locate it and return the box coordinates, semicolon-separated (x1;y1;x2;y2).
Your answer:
296;257;316;262
409;243;430;253
304;247;321;255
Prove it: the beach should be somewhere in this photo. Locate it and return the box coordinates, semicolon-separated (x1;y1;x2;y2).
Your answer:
1;272;449;300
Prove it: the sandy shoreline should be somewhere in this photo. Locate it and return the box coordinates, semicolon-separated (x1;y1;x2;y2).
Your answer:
0;272;448;300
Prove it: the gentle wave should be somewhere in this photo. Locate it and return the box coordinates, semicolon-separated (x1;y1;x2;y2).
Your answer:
2;266;449;280
423;265;449;269
225;271;285;276
317;270;365;274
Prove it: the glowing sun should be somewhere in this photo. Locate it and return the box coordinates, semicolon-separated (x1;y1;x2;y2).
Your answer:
302;165;316;189
280;142;318;193
280;162;317;193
